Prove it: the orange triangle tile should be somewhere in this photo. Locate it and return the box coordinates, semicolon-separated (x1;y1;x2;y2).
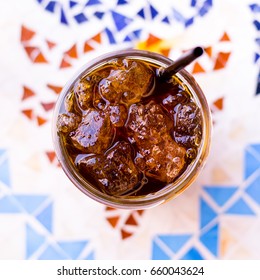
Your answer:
192;61;205;74
91;32;102;44
34;52;48;63
125;214;138;226
213;52;231;70
60;57;72;68
22;109;33;120
37;116;47;126
47;84;63;94
204;46;212;57
146;34;161;47
21;25;35;42
84;42;94;53
213;97;224;110
107;216;120;228
46;40;56;50
22;86;35;100
41;102;55;111
46;151;56;163
136;210;144;216
160;48;170;57
121;229;133;239
105;206;116;211
65;44;78;58
220;32;230;42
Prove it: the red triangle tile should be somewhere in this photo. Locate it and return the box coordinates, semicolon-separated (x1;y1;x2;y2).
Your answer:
21;109;33;120
46;40;56;50
24;46;38;60
213;97;224;110
91;32;102;44
37;116;47;126
192;61;205;74
107;216;120;228
146;34;161;47
136;210;144;216
105;206;117;211
220;32;230;42
125;214;138;226
213;52;231;70
21;25;35;42
60;57;72;68
46;151;56;163
160;48;170;57
41;102;55;112
47;84;63;94
204;46;212;57
22;86;35;100
84;42;94;53
121;229;133;239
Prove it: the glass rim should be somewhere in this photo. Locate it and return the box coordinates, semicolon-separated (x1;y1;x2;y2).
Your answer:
52;49;212;209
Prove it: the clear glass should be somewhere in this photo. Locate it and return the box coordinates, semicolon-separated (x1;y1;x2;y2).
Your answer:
52;49;212;209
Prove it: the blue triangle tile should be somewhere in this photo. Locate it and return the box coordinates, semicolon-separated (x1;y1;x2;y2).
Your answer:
185;17;194;27
162;16;170;24
246;174;260;205
204;186;237;207
35;202;53;232
249;4;260;13
69;0;78;8
105;28;116;44
226;198;255;215
253;20;260;31
150;4;158;19
0;196;21;213
172;8;185;22
250;144;260;155
132;29;142;38
123;35;132;42
74;13;88;24
158;234;191;254
254;53;260;63
117;0;128;4
200;223;219;256
58;241;88;260
38;245;68;260
111;11;132;31
199;6;208;17
205;0;213;7
137;8;145;19
244;148;260;179
200;198;218;229
191;0;197;7
152;240;171;260
85;0;101;5
256;39;260;46
0;158;11;187
14;195;48;214
84;250;95;260
60;8;69;25
37;0;44;3
256;73;260;95
26;224;46;259
181;247;204;260
45;1;56;13
94;11;104;19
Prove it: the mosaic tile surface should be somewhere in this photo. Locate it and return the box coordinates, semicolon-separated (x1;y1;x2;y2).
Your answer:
1;0;260;259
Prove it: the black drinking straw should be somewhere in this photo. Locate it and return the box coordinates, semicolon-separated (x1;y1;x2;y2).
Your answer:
158;46;204;79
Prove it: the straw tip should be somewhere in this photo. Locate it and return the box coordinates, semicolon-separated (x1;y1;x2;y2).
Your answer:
194;46;204;57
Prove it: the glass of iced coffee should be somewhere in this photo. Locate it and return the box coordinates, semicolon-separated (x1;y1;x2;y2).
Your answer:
52;50;211;209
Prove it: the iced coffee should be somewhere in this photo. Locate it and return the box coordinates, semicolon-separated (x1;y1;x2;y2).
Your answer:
53;50;211;208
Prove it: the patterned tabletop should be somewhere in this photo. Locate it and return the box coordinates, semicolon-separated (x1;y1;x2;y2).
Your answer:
0;0;260;260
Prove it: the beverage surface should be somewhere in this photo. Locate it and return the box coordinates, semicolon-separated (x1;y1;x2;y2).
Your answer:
57;58;202;197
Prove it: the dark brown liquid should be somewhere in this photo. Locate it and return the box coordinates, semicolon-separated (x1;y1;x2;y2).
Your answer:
57;58;202;197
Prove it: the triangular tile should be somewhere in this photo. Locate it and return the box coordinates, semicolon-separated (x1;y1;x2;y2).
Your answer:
121;229;133;239
60;57;72;68
37;116;48;126
137;8;145;19
219;32;230;42
200;198;218;229
244;148;260;179
26;224;46;258
105;28;116;44
60;7;69;25
14;195;48;214
58;241;88;259
149;4;158;19
47;84;63;94
84;250;95;260
125;214;138;226
132;29;142;38
0;196;20;213
38;245;68;260
46;151;56;163
226;198;255;215
245;174;260;205
34;52;48;63
117;0;128;4
41;102;55;112
146;34;161;47
213;52;231;70
94;11;104;19
192;62;205;73
185;17;194;28
152;240;171;260
181;247;204;260
200;223;219;256
35;202;53;232
250;144;260;156
74;13;88;24
22;109;34;120
158;234;191;254
69;0;78;8
65;44;78;58
204;46;212;57
162;16;170;24
86;0;101;5
111;11;132;31
0;158;11;187
22;86;35;100
45;1;56;13
213;97;224;110
21;25;35;42
91;32;102;44
107;216;119;228
204;186;237;207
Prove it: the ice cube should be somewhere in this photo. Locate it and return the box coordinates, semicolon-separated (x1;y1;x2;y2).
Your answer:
70;108;114;154
135;135;186;183
126;101;173;145
98;59;154;105
73;77;93;110
108;104;127;127
77;141;140;196
57;113;81;134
